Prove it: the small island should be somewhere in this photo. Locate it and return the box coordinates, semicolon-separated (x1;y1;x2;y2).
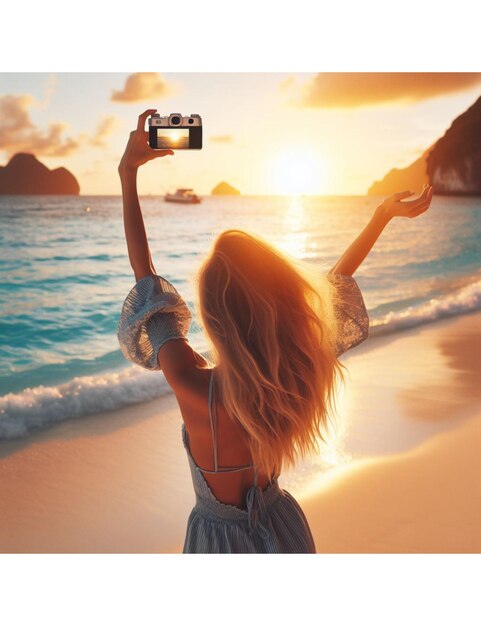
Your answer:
211;181;240;196
0;153;80;195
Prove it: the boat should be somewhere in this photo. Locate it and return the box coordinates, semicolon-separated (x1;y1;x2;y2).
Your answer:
164;188;201;204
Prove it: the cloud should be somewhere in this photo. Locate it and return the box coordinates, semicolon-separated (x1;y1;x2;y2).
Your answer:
296;73;481;108
209;134;233;143
90;115;119;148
111;73;174;102
36;74;58;110
0;94;79;157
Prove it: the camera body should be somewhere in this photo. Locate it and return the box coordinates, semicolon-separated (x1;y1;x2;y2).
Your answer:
148;113;203;150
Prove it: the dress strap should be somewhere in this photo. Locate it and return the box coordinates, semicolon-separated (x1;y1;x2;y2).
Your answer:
208;368;218;472
207;367;258;483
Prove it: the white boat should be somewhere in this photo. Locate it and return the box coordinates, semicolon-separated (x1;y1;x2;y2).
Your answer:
164;188;201;204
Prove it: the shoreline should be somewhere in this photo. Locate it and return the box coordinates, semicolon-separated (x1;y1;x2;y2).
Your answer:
1;309;480;553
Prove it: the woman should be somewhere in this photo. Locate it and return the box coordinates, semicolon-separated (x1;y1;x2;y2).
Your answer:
117;110;434;553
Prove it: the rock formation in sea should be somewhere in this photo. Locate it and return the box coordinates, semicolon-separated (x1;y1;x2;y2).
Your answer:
368;95;481;196
211;181;240;195
0;153;80;195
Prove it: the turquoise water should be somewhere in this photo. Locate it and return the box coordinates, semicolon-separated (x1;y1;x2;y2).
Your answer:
1;194;480;439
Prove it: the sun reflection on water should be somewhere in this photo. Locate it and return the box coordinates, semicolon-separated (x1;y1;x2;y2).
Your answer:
276;196;309;259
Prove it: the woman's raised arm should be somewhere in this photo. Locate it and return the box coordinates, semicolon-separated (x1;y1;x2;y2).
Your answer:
118;109;174;282
329;185;434;276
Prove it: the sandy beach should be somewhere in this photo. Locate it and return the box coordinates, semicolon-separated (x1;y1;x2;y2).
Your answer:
1;310;480;553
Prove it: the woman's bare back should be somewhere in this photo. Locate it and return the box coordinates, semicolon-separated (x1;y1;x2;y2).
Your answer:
174;363;272;508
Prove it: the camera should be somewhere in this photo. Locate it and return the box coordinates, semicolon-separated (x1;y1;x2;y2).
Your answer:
148;113;203;150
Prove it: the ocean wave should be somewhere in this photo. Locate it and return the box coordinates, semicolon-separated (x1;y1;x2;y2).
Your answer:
370;276;481;335
0;367;173;440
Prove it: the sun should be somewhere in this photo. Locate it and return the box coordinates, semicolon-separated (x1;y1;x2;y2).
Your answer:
273;149;328;196
170;132;180;142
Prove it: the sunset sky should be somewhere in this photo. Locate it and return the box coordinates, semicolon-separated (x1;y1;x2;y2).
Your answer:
0;72;480;196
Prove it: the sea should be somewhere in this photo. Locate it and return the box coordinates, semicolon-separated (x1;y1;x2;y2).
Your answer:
1;194;480;441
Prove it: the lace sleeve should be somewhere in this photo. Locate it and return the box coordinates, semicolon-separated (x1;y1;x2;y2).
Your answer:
117;274;193;371
327;273;370;357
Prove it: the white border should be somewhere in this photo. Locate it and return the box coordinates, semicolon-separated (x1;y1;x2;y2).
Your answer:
1;0;479;71
1;554;480;625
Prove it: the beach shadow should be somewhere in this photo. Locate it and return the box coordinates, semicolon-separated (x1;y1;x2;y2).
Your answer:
397;310;481;422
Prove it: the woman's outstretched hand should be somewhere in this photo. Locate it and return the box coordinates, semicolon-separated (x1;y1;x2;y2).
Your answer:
118;109;174;174
378;184;434;220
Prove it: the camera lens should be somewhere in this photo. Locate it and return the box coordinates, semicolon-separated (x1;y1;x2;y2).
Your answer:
170;115;181;125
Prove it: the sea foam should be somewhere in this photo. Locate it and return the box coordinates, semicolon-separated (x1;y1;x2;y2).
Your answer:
370;276;481;334
0;367;172;440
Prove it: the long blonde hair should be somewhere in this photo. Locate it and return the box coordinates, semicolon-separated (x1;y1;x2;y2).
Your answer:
195;229;347;478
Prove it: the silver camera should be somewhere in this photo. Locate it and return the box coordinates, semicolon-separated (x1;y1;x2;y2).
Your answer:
148;113;202;150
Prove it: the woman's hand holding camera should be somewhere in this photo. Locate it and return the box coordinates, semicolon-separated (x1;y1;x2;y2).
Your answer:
118;109;174;176
376;184;434;221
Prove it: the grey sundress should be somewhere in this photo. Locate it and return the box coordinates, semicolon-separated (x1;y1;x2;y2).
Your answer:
181;366;316;553
117;271;369;553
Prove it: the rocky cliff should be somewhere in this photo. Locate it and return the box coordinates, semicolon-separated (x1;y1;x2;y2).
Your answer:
368;95;481;196
0;153;80;195
369;149;431;196
426;95;481;195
